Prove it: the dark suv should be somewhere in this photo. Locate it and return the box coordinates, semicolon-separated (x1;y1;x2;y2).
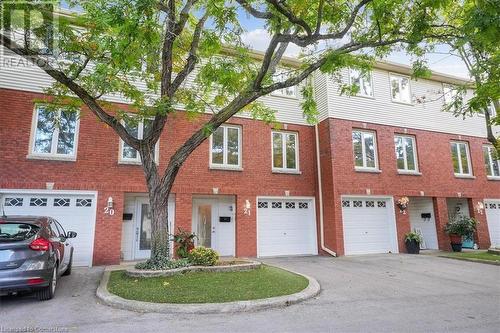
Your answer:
0;216;76;300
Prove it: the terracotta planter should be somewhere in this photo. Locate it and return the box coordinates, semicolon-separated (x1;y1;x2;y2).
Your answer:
449;234;463;252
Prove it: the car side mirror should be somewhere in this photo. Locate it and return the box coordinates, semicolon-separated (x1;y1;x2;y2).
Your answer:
66;231;77;238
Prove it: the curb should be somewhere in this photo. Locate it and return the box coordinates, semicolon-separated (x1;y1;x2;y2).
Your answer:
437;255;500;266
96;266;320;314
126;261;262;278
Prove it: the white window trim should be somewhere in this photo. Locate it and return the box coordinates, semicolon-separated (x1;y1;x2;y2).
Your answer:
27;105;80;161
484;145;500;180
451;141;473;177
442;83;458;106
394;135;419;173
348;68;374;98
271;131;300;173
270;69;298;99
389;73;413;105
353;130;379;171
118;118;160;165
209;124;242;170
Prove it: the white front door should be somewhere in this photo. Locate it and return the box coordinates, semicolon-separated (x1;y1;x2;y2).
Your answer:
409;197;439;250
192;197;235;256
342;197;398;255
485;200;500;247
133;196;175;260
257;198;317;257
1;191;97;267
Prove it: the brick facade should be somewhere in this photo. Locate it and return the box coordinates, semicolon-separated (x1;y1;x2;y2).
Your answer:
1;88;498;265
319;118;499;255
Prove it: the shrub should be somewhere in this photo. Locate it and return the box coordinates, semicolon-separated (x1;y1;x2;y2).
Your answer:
404;231;423;244
445;216;478;238
135;257;190;270
188;246;219;266
173;228;196;258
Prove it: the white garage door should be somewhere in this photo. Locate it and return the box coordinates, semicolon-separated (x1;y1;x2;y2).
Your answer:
342;197;398;255
257;198;317;257
485;200;500;247
1;191;97;267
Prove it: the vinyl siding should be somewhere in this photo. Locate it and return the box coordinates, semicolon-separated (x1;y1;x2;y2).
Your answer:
0;47;308;125
318;68;500;138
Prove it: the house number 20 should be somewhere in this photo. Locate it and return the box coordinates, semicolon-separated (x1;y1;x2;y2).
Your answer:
104;206;115;216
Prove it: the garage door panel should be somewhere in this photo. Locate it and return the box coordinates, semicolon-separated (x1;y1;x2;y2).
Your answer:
2;192;96;266
342;197;397;255
257;198;317;257
485;200;500;247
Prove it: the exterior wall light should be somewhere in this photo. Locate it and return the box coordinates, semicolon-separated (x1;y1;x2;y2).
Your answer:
244;199;251;216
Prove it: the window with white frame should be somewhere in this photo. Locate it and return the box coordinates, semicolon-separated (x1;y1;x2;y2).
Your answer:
349;69;373;97
352;130;378;170
443;84;458;105
272;131;298;172
394;135;418;172
450;141;472;176
119;118;159;164
483;145;500;178
31;105;79;158
389;74;412;104
272;69;297;98
210;125;241;168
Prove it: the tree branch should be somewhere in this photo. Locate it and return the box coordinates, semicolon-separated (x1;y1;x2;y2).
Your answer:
265;0;313;35
160;0;177;96
235;0;273;19
0;33;140;149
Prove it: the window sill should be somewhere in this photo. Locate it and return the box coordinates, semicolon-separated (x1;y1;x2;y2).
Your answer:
270;92;298;100
355;167;382;173
353;94;375;100
454;174;476;179
272;169;302;175
118;160;159;166
209;166;243;172
397;170;422;176
391;100;413;106
487;176;500;181
26;154;76;162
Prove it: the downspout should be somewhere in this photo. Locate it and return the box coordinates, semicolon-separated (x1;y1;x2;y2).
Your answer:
315;123;336;257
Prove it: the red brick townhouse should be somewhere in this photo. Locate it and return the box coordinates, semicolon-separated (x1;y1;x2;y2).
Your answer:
0;46;499;266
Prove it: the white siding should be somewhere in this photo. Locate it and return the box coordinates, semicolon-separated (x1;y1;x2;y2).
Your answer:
0;47;309;125
317;68;500;138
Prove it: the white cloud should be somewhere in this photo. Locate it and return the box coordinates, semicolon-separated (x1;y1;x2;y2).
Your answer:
241;29;302;57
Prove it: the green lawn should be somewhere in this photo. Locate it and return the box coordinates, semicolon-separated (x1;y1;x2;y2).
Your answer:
108;266;309;303
445;251;500;263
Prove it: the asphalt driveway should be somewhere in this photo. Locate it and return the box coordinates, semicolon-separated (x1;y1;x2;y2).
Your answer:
1;254;499;333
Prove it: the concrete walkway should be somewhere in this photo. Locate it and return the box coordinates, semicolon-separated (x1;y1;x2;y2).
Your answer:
1;254;499;332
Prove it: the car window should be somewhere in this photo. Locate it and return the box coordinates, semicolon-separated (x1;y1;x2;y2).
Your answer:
49;220;62;238
55;220;66;237
0;223;39;241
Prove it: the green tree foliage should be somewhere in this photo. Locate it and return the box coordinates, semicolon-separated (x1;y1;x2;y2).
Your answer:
0;0;456;262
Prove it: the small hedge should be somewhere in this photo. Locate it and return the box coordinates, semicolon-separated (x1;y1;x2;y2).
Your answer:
188;246;219;266
135;257;190;270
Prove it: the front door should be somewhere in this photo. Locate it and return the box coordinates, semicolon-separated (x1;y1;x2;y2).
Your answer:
192;197;235;256
133;196;175;260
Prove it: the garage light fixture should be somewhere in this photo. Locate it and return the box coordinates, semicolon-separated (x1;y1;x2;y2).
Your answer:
475;201;484;215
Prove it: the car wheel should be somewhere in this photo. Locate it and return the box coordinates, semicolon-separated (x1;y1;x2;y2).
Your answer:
62;253;72;276
36;265;57;301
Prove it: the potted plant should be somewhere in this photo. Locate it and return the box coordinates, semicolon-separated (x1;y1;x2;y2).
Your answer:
404;231;422;254
173;228;197;258
444;216;478;252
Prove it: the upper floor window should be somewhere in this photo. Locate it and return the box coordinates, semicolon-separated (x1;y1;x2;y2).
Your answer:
119;118;159;164
450;141;472;176
31;105;79;159
352;130;378;170
390;74;412;104
349;69;373;97
483;145;500;178
210;125;241;169
272;69;297;98
443;84;459;105
272;131;298;172
394;135;418;173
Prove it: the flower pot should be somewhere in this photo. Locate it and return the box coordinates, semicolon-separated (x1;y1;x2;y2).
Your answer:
451;243;463;252
405;239;420;254
449;233;463;252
